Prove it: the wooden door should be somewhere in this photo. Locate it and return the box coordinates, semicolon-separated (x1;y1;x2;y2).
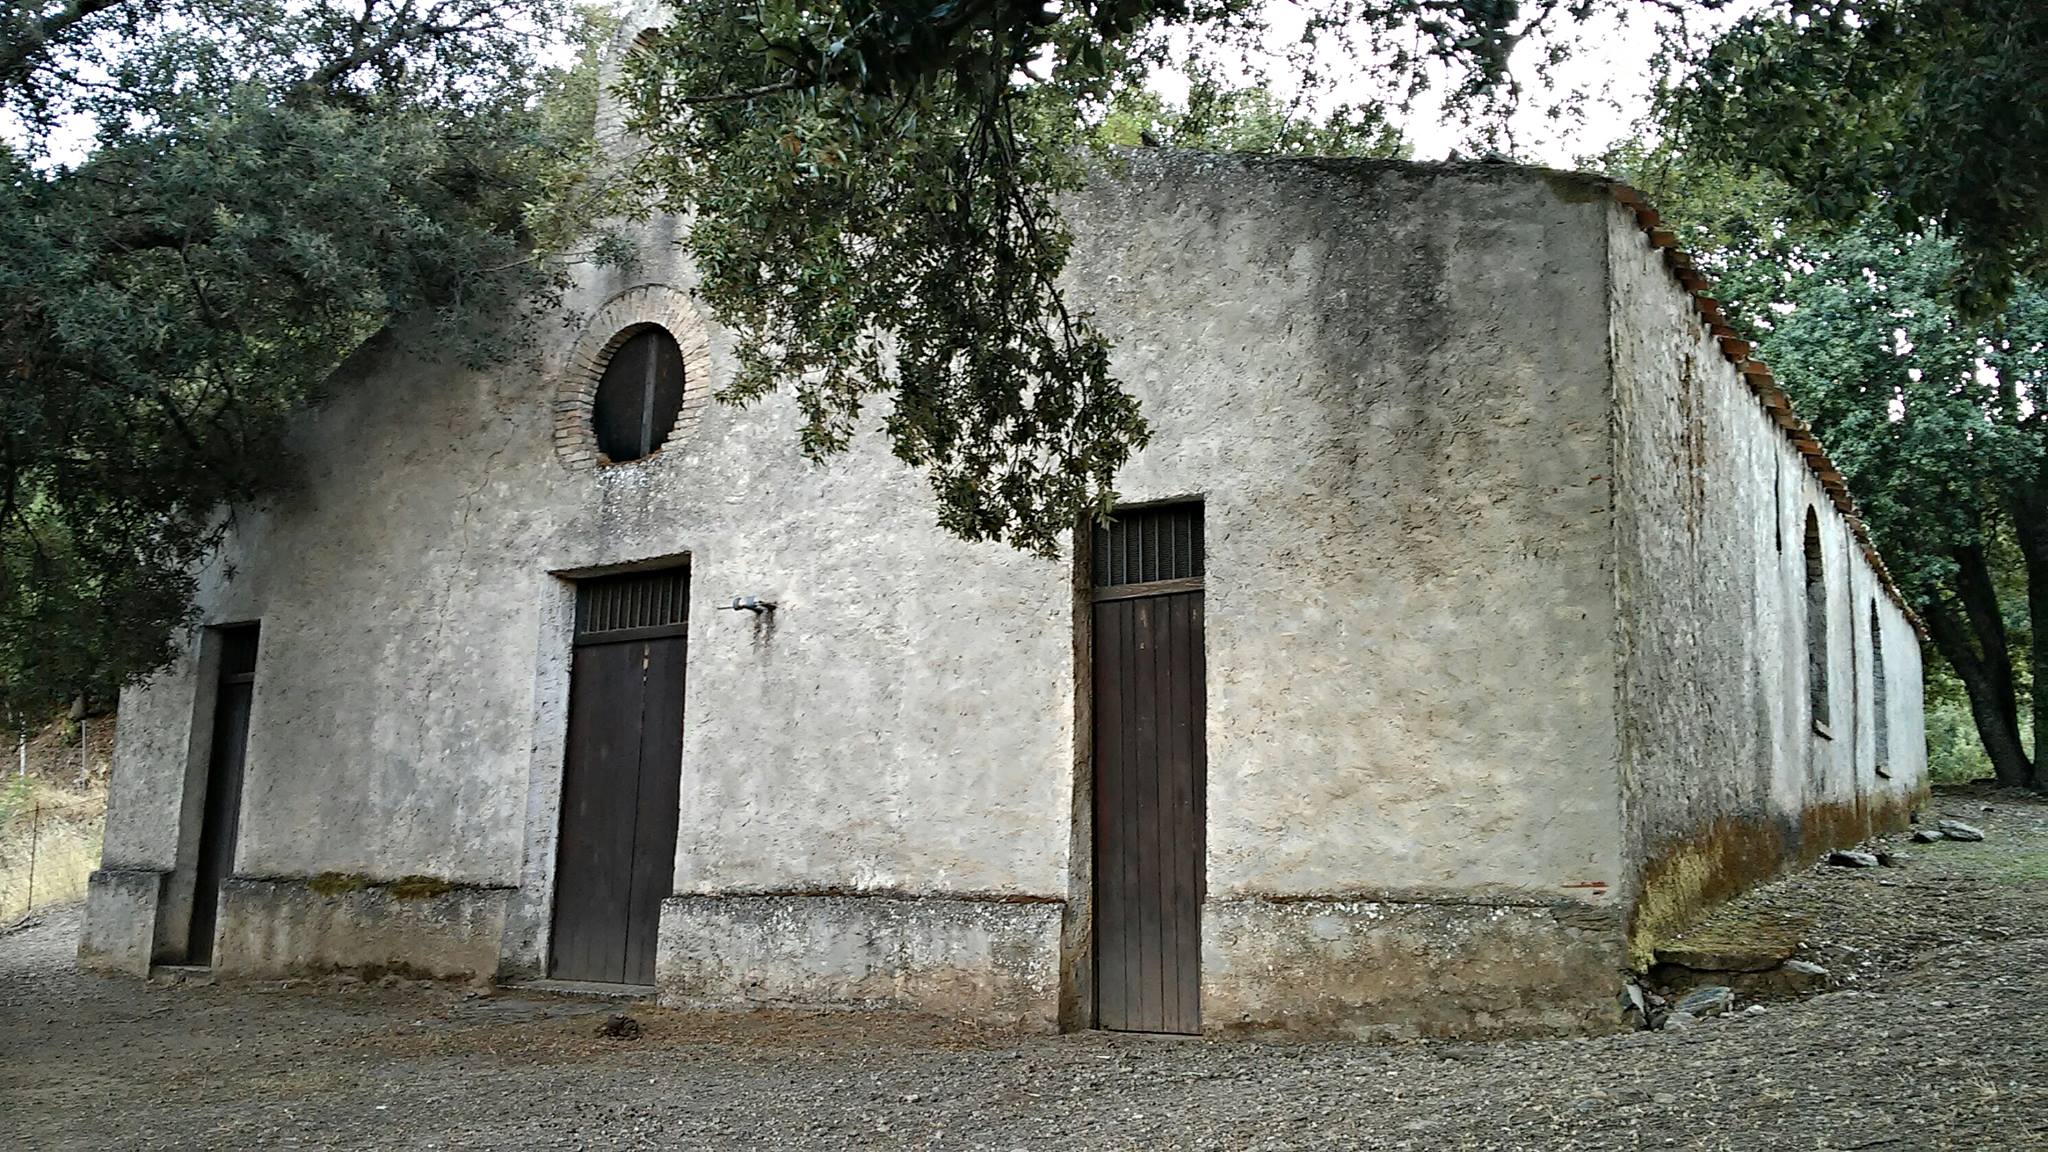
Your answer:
550;569;689;985
189;624;259;966
1091;504;1206;1034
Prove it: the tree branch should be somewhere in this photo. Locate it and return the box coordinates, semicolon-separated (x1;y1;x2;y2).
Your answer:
0;0;129;93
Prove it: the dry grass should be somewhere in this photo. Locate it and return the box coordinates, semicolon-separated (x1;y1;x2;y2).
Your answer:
0;725;109;922
0;774;107;925
0;713;113;924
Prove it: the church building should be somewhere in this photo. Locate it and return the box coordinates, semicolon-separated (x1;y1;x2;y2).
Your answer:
79;22;1927;1038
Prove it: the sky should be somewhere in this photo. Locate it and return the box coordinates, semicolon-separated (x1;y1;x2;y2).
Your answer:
8;1;1728;172
1148;1;1737;169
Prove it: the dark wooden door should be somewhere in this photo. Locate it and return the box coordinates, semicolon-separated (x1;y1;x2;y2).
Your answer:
551;569;689;985
189;624;259;966
1092;504;1206;1034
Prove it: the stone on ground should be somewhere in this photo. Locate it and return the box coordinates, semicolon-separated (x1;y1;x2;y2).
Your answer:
1938;819;1986;841
1827;850;1880;868
1653;917;1806;974
1617;982;1648;1026
1675;986;1736;1018
1778;960;1829;991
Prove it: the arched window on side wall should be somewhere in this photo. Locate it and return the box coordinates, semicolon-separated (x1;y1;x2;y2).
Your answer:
1871;600;1890;776
1805;509;1830;732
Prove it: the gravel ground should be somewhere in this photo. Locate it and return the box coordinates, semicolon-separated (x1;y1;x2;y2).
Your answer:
3;785;2044;1151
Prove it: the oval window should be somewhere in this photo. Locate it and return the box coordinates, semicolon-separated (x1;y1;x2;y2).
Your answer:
591;327;686;463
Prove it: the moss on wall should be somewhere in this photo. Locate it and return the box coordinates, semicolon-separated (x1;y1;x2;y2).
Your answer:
304;871;458;900
387;875;457;900
1626;788;1925;969
307;872;369;896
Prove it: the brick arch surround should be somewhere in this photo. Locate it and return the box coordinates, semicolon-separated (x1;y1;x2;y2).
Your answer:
552;284;714;470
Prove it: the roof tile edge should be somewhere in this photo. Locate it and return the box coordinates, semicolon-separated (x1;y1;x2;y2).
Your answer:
1604;181;1925;637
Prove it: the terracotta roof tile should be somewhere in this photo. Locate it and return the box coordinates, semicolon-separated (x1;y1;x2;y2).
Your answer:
1603;181;1923;634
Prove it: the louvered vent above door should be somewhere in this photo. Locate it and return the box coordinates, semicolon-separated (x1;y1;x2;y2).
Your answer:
1093;502;1204;589
574;568;690;646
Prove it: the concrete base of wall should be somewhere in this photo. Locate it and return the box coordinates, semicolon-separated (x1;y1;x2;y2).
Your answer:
653;891;1622;1040
78;868;165;976
214;876;511;980
656;894;1065;1030
1201;897;1628;1040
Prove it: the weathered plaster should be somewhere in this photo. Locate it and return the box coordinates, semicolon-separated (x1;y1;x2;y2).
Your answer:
100;642;204;873
77;869;162;976
1065;157;1624;915
214;877;511;980
1203;896;1626;1040
658;895;1064;1029
1605;203;1928;964
83;153;1926;1037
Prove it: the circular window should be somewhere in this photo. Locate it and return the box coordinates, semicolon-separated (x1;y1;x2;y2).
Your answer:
591;327;687;463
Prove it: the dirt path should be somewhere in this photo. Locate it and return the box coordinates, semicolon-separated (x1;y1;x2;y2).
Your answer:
4;786;2045;1151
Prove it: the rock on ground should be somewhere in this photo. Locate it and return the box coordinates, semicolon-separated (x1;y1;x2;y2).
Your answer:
1939;819;1987;842
1672;985;1735;1018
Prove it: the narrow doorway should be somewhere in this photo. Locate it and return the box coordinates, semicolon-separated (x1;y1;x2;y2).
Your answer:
188;623;259;966
1090;502;1206;1034
549;567;689;986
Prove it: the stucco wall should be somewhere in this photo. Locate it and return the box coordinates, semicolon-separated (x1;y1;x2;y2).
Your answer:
101;209;1080;974
1606;204;1929;964
1070;157;1622;908
96;154;1637;1032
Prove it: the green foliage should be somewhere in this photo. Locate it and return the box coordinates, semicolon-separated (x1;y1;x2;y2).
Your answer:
623;1;1166;554
619;1;1610;552
1926;669;1999;783
1095;73;1409;157
0;1;601;720
7;0;2037;734
1662;0;2048;315
618;0;2043;572
0;0;1654;714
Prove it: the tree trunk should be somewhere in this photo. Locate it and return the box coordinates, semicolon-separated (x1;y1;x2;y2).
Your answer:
2009;478;2048;792
1924;581;2034;788
1951;544;2023;737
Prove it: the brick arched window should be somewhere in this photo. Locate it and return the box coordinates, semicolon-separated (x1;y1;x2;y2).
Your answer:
551;284;712;471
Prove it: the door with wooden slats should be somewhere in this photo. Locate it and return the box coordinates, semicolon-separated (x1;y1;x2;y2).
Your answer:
188;624;260;966
551;568;689;985
1092;503;1206;1034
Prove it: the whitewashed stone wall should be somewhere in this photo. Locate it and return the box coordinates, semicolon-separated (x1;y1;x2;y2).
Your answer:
1606;203;1928;963
82;154;1925;1039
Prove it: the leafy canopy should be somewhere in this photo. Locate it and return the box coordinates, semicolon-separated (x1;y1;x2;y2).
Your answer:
618;1;1654;554
622;0;2048;560
1095;71;1409;157
1660;0;2048;314
7;0;2045;732
0;1;600;719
